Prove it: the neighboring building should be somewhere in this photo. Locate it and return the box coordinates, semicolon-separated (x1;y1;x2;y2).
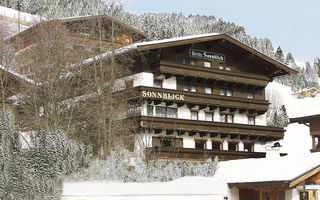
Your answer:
290;108;320;153
216;152;320;200
293;87;320;99
110;33;296;161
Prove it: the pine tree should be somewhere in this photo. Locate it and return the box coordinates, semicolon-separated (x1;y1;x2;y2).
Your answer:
313;57;320;77
274;46;285;63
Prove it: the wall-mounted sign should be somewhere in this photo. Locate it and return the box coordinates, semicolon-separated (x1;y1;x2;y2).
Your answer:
141;90;185;101
189;49;225;62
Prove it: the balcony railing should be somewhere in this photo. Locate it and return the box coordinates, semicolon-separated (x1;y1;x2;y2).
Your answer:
136;86;269;113
152;60;269;87
139;116;284;139
146;147;268;161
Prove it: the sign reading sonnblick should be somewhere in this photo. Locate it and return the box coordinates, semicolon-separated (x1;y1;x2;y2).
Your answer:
142;90;185;101
189;49;225;62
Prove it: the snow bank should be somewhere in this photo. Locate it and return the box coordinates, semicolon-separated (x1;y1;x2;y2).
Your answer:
0;6;42;24
62;176;227;200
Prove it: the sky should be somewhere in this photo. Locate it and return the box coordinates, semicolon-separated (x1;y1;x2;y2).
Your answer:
125;0;319;62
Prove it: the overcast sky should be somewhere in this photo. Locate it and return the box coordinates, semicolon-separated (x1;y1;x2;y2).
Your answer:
125;0;319;62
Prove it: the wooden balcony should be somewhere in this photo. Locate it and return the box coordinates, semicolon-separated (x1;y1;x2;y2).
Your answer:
145;146;267;161
136;86;269;113
139;116;284;139
153;60;269;87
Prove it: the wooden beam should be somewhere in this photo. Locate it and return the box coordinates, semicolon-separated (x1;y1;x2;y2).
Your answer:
189;131;197;136
290;167;320;187
154;129;162;134
220;133;228;139
166;101;173;106
177;102;185;108
210;133;219;138
166;130;174;135
178;130;186;136
200;132;208;137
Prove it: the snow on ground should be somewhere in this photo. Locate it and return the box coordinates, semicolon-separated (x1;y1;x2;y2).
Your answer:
266;81;319;155
62;177;227;200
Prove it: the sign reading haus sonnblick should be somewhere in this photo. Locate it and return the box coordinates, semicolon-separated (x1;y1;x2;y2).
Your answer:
189;49;225;62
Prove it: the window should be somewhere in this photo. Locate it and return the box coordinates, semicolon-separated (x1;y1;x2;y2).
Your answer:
205;87;212;94
155;106;166;117
146;105;153;116
155;106;177;118
226;90;232;96
205;112;213;121
212;141;222;150
191;111;198;120
124;37;130;43
154;79;162;88
167;107;177;118
299;191;309;200
160;137;174;147
314;136;320;149
183;84;197;92
204;61;211;68
228;142;238;151
220;89;225;96
226;65;231;71
195;140;206;149
219;65;224;70
190;85;197;92
189;59;196;65
247;92;254;99
182;58;196;65
183;84;189;91
220;114;233;123
244;143;254;152
248;116;255;125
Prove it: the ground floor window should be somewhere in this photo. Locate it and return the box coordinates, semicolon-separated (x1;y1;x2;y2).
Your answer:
212;141;222;150
228;142;238;151
244;143;254;152
195;140;206;149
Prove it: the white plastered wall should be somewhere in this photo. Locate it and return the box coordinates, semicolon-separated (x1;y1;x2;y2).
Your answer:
228;187;239;200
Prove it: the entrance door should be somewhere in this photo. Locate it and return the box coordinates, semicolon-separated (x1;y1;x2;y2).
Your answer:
239;189;260;200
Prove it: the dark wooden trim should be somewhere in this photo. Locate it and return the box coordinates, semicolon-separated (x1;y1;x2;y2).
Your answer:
139;116;284;138
136;34;297;75
146;146;268;161
136;86;269;113
156;60;269;87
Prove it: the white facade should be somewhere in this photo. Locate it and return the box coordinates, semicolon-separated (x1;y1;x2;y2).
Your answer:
132;72;271;153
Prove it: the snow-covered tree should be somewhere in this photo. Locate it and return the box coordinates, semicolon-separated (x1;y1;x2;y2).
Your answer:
274;46;285;63
0;109;89;200
313;57;320;77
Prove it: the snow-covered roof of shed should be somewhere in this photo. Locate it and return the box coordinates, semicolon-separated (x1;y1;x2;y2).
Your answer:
0;65;35;84
63;176;227;197
289;96;320;121
215;153;320;185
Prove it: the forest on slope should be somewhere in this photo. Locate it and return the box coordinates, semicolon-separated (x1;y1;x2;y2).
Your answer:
1;0;320;92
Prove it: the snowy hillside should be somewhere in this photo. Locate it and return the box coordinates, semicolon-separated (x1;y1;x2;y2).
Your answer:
0;6;42;37
266;82;319;155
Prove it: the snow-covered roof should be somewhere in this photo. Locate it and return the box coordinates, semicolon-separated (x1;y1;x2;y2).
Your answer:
215;153;320;185
289;96;320;120
134;33;222;47
0;65;35;84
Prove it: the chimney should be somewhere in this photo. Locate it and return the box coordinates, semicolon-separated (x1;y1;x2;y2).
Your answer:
265;142;282;159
